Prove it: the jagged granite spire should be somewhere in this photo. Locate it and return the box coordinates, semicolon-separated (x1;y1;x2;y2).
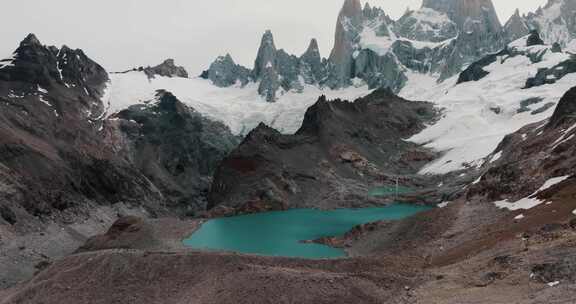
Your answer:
504;8;530;42
253;30;277;79
300;39;324;84
252;30;280;102
328;0;363;88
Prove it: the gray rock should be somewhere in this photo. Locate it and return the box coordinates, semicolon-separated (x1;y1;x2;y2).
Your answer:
552;42;563;53
527;30;545;46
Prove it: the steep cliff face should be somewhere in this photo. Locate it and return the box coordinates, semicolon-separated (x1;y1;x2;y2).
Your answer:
103;90;239;213
327;0;363;88
208;89;438;214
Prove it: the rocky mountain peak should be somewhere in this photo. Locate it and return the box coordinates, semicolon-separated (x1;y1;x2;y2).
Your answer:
1;33;108;103
305;38;320;56
144;59;188;79
504;8;530;41
202;53;251;88
328;0;364;88
20;33;42;47
422;0;502;33
340;0;363;20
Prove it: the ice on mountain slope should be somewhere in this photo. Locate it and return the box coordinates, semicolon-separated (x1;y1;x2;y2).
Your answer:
106;72;371;135
494;175;571;211
401;40;575;174
0;53;16;70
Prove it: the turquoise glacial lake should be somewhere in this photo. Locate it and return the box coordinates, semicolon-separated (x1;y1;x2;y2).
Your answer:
183;204;432;259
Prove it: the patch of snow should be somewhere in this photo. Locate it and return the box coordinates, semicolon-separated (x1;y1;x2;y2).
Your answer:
494;175;571;211
551;123;576;149
359;27;396;56
489;151;503;163
38;95;52;107
472;175;482;185
514;214;525;220
547;281;560;287
37;85;48;94
438;201;451;208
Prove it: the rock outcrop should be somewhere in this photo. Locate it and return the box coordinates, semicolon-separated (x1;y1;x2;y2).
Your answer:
527;30;545;46
144;59;188;79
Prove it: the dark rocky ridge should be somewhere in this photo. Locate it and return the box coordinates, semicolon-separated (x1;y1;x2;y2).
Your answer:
208;89;439;214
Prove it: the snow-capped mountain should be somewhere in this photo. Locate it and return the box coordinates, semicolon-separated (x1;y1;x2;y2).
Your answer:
98;0;576;177
200;0;513;101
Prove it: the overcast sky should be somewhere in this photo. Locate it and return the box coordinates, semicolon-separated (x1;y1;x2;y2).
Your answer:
1;0;548;75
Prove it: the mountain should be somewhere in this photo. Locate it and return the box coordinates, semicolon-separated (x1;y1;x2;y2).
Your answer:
4;19;576;303
0;34;238;288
